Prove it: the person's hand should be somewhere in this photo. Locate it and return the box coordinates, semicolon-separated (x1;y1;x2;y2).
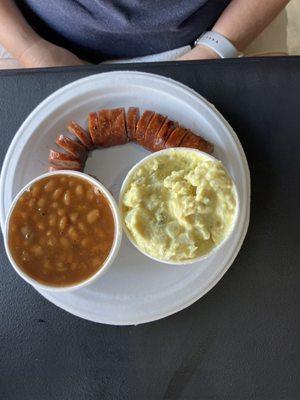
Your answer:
19;38;87;68
177;44;220;61
0;58;23;70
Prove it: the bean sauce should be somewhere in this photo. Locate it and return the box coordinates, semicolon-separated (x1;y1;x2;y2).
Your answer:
8;175;115;286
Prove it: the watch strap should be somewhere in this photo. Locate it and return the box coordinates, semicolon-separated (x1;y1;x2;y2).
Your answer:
194;31;240;59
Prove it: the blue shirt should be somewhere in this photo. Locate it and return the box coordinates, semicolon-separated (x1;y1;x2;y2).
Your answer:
17;0;230;63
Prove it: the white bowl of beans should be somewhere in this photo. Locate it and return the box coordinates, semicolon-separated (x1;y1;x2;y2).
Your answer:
4;171;122;291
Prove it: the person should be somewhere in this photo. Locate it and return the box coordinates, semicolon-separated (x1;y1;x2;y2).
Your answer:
0;0;289;69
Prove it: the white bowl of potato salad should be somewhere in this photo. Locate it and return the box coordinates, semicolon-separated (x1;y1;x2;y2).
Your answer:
120;147;239;265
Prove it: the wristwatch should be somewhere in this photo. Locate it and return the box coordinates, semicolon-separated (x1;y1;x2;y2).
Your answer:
194;31;242;58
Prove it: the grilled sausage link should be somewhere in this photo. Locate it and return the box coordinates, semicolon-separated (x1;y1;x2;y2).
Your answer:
49;107;214;172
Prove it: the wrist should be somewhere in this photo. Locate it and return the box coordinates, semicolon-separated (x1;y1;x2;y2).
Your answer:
18;38;49;67
212;27;240;52
193;44;221;59
9;28;40;60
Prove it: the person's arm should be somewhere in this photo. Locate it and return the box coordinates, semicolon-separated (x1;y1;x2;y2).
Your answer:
178;0;290;60
0;0;86;67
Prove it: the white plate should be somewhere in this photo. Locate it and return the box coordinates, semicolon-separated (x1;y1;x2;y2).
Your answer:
0;71;250;325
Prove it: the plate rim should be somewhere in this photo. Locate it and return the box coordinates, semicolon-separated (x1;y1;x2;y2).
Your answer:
0;71;250;325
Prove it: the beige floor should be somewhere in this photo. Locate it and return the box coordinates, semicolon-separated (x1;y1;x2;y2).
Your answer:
286;0;300;54
244;0;300;56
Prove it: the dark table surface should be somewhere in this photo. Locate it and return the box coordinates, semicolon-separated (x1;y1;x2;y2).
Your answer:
0;57;299;400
